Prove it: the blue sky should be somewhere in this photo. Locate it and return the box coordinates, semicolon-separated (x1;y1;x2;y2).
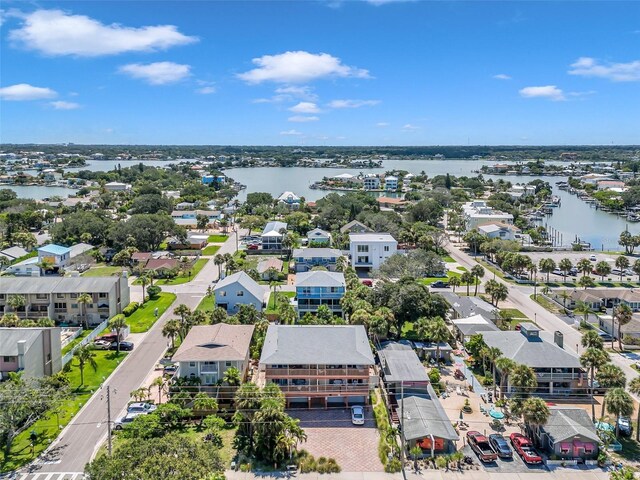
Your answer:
0;1;639;145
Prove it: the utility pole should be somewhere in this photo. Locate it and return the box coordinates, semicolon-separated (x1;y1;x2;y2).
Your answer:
399;380;405;475
106;385;112;456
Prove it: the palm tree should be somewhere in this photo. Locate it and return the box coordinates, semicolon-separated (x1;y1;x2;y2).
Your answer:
510;363;537;399
495;357;516;399
521;397;550;440
574;300;597;325
449;276;460;293
6;294;26;313
483;347;502;399
139;274;150;303
558;290;572;310
615;256;630;282
471;265;485;296
162;318;181;348
581;330;603;350
580;347;610;421
491;283;509;307
539;258;556;283
614;304;632;350
633;259;640;283
606;387;634;437
627;377;640;441
223;366;241;386
559;258;573;284
150;376;166;404
578;276;596;289
174;304;192;338
460;271;475;296
595;260;611;281
577;258;593;277
213;254;225;278
427;317;450;364
74;344;97;386
108;314;127;354
596;364;626;418
77;293;93;330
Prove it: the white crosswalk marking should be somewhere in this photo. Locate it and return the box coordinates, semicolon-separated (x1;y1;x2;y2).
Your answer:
4;473;85;480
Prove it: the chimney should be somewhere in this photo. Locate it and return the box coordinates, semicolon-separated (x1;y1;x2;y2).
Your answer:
17;340;26;370
554;331;564;349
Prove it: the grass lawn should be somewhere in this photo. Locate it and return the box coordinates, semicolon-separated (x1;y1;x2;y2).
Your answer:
478;259;511;282
441;254;455;263
207;234;229;243
61;328;93;355
420;270;462;285
500;308;527;319
499;308;531;331
0;350;128;473
127;292;177;333
202;245;220;256
530;294;564;314
400;321;419;341
150;258;209;285
82;265;126;277
196;295;216;313
265;291;296;314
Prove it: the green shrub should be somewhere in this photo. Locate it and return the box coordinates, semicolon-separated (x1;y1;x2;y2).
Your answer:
385;458;402;473
435;456;448;469
299;457;317;473
325;458;341;473
147;285;161;299
123;302;139;317
428;368;441;384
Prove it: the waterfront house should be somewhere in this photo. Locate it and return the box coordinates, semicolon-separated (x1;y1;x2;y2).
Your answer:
535;408;599;460
201;174;226;185
340;220;373;234
104;181;131;192
261;221;288;250
482;324;585;397
507;185;537;199
292;248;342;273
306;227;331;246
384;176;399;191
363;175;381;190
259;325;376;408
213;271;266;313
0;327;62;379
257;257;284;280
170;210;223;228
295;270;346;317
462;201;514;231
349;232;398;270
172;324;254;386
0;276;130;325
477;222;520;241
277;191;301;208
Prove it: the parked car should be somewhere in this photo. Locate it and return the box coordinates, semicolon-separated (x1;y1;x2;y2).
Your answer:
431;280;450;288
361;279;373;287
510;433;542;464
351;405;365;425
552;269;566;276
488;434;512;458
163;364;178;375
114;412;143;430
247;244;259;250
590;379;605;395
597;331;614;342
618;416;633;437
93;340;111;350
110;341;134;351
467;431;497;463
590;255;597;261
127;402;157;414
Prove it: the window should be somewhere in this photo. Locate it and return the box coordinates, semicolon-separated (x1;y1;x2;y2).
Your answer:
71;304;78;309
36;294;48;300
56;293;64;299
357;256;369;264
0;294;4;299
189;362;196;367
226;361;232;367
237;290;244;297
54;302;66;309
70;293;78;299
99;293;107;298
357;245;369;253
3;356;16;363
219;291;226;297
384;246;390;252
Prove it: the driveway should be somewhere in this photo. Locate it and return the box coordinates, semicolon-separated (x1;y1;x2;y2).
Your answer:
288;408;383;472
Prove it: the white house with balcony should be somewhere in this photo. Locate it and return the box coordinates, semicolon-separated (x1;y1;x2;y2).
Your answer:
363;175;381;190
462;200;514;231
349;233;398;270
384;176;399;191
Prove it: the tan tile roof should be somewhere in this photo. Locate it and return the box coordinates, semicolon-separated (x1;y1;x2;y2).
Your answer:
172;324;255;362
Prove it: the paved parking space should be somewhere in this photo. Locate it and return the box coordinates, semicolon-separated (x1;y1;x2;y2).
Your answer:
288;408;384;472
463;445;548;474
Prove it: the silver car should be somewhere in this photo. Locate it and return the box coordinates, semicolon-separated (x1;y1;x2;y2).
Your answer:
351;405;365;425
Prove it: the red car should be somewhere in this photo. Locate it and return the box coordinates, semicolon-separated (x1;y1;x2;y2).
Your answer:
510;433;543;464
467;431;497;463
361;279;373;287
247;244;259;250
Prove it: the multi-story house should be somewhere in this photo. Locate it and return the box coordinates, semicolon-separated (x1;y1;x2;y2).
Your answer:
0;276;130;325
349;233;398;270
173;324;254;386
38;244;71;271
261;221;288;250
292;248;342;273
462;200;514;230
306;228;331;246
384;175;398;191
277;191;301;208
295;271;346;317
259;325;376;408
363;175;381;190
213;271;266;313
483;323;584;397
0;327;62;379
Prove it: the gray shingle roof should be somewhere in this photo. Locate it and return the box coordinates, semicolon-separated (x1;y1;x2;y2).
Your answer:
0;276;120;295
378;342;429;383
172;324;255;362
296;271;346;288
0;246;28;260
541;408;599;444
293;248;342;259
260;325;374;365
0;328;56;356
440;293;496;318
262;221;288;236
213;271;266;302
340;220;373;234
399;389;459;442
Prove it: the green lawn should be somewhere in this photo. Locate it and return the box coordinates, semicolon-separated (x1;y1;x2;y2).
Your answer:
127;292;177;333
530;294;563;314
196;295;216;313
265;291;296;314
478;259;510;282
400;321;419;340
441;254;455;263
207;234;229;243
500;308;527;319
61;328;93;355
499;308;531;330
82;265;126;277
150;258;209;285
0;350;128;473
202;245;220;256
420;270;462;285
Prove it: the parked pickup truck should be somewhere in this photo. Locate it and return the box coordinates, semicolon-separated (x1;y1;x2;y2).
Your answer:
467;431;497;463
510;433;543;464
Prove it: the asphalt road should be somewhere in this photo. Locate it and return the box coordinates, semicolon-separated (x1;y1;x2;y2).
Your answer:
21;231;240;476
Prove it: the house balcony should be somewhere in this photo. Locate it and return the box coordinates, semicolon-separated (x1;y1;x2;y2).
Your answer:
535;372;582;381
277;384;370;396
265;367;370;377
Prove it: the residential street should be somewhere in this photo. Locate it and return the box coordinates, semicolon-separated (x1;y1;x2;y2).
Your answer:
17;231;240;476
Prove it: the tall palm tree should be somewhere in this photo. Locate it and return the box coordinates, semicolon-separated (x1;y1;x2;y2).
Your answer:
427;317;450;363
482;347;502;398
495;357;516;399
580;347;610;421
449;276;460;293
77;293;93;330
577;258;593;277
460;271;475;296
510;363;538;399
491;283;509;307
606;387;634;438
574;300;597;326
108;314;127;354
162;318;181;348
615;256;630;282
596;364;627;418
139;274;150;303
627;377;640;441
614;304;633;351
581;330;603;350
539;258;556;283
471;265;485;296
74;344;97;386
521;397;550;441
173;304;192;339
558;290;573;309
213;254;225;278
150;375;166;404
559;258;573;284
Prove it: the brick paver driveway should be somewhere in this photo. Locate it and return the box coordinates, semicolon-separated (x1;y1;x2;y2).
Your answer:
289;407;384;472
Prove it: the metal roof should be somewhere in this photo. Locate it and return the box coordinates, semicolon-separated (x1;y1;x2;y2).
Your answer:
295;271;346;288
0;276;121;295
38;244;71;255
348;232;397;243
399;389;459;442
378;342;429;383
293;248;342;259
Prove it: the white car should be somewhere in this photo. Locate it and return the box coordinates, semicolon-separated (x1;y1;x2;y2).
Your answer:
351;405;365;425
127;402;157;414
114;412;143;430
93;340;111;350
590;255;597;261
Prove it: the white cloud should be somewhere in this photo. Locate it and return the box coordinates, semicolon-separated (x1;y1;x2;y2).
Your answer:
376;122;390;127
9;9;197;57
402;123;420;130
289;102;320;114
328;99;380;109
493;74;512;80
288;115;319;123
50;100;81;110
238;51;370;84
519;85;565;101
119;62;191;85
0;83;57;100
275;85;317;100
568;57;640;82
196;86;216;94
280;129;303;136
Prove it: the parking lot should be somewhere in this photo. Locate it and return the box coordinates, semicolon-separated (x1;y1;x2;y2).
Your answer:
288;408;383;472
461;444;548;473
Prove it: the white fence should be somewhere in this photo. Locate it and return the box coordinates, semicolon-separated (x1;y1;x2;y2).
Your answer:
61;318;110;366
